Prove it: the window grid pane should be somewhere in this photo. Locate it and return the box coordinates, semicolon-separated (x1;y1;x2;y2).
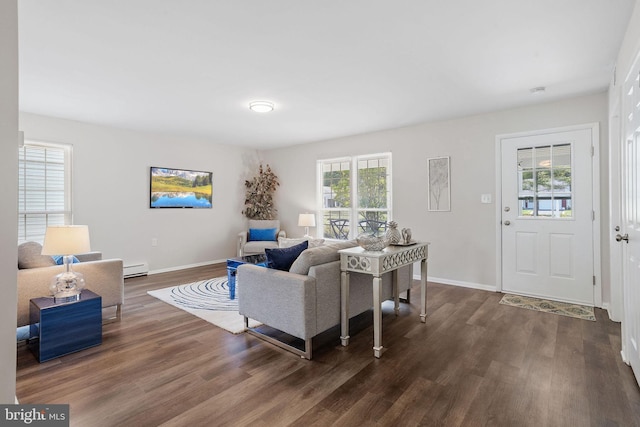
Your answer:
518;144;572;218
322;161;351;209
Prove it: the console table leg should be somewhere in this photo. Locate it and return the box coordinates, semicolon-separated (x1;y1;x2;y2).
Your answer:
393;269;400;315
340;271;350;346
420;259;428;323
373;275;383;358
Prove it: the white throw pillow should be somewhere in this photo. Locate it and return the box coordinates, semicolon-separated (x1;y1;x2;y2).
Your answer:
278;237;324;249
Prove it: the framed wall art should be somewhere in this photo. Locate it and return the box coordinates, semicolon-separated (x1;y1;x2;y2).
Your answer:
427;156;450;211
150;167;213;208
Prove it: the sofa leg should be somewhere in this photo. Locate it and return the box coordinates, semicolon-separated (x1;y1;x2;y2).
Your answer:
243;319;313;359
303;339;312;360
102;304;122;324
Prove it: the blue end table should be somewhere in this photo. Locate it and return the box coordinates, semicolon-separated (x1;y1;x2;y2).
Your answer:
29;289;102;362
226;254;268;300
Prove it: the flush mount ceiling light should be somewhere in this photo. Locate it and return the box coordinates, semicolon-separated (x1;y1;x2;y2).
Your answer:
249;101;274;113
530;86;546;95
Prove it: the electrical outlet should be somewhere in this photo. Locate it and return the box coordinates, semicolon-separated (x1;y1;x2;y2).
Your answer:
481;194;492;204
151;238;158;247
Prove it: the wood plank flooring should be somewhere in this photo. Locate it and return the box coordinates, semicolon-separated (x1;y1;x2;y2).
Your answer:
16;264;640;426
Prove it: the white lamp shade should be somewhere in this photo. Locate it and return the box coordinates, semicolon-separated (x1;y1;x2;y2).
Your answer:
41;225;91;255
298;213;316;227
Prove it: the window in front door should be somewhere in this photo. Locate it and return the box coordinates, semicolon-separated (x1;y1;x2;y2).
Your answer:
517;143;572;218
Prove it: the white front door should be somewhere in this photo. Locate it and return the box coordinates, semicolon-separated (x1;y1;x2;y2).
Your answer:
500;127;596;305
621;65;640;382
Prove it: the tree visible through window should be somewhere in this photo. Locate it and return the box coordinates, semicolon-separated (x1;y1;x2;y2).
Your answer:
319;153;392;239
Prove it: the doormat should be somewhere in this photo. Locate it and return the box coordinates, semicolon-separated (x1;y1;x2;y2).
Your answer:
499;294;596;321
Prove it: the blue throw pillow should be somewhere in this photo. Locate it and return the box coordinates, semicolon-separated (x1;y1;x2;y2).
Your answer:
264;240;308;271
249;228;278;242
52;255;80;265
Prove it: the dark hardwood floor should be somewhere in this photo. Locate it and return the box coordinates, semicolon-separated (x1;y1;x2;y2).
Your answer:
16;264;640;426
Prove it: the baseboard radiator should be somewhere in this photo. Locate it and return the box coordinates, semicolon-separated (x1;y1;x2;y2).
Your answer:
123;262;149;278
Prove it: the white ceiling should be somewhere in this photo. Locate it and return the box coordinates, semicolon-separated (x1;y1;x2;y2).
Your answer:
18;0;636;149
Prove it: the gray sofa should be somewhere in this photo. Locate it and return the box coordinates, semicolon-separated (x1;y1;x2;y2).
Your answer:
17;242;124;328
237;240;411;359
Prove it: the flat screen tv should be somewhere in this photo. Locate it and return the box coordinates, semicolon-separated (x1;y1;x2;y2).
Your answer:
150;167;213;208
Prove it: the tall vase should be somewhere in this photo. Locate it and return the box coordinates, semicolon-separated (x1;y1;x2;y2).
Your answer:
385;221;402;244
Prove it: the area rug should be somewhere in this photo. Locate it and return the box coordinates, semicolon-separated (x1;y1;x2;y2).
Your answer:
499;294;596;321
147;277;260;334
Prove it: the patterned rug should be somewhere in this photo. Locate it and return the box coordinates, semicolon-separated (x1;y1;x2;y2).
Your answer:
147;277;260;333
499;294;596;321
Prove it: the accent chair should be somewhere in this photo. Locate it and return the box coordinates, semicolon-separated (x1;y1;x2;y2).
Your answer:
237;219;286;257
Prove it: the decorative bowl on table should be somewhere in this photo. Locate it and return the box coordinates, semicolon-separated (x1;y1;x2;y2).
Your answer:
356;234;390;251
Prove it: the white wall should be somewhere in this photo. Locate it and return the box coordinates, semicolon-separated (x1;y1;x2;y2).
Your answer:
20;113;258;273
616;1;640;79
0;0;18;402
262;93;609;298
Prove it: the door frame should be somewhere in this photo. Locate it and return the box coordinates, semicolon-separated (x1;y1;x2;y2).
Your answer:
494;123;602;307
609;88;624;322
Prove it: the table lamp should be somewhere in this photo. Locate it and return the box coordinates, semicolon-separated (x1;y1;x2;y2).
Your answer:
41;225;91;301
298;213;316;237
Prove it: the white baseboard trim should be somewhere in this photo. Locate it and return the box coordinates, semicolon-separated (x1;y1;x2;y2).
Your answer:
414;274;497;293
621;349;631;365
602;302;622;322
148;259;227;276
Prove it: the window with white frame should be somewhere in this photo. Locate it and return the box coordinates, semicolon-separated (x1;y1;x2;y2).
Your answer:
318;153;392;240
18;141;72;244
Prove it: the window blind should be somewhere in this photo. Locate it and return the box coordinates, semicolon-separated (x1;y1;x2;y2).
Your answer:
18;142;72;244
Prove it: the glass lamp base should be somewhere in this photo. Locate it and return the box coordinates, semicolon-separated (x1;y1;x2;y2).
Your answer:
50;271;85;302
53;289;81;303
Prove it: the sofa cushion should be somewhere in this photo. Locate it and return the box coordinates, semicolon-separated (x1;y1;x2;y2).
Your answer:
243;240;279;255
278;237;325;249
18;242;57;270
265;240;308;271
249;227;278;241
289;239;358;275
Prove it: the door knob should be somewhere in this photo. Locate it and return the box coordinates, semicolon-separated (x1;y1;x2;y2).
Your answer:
504;220;511;226
616;233;629;243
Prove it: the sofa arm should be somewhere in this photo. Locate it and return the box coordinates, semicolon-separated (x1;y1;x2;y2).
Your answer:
237;264;317;340
17;259;124;327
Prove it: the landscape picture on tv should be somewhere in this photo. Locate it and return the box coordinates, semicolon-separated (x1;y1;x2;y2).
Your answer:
150;167;213;208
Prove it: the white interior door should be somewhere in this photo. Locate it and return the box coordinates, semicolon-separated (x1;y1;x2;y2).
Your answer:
621;65;640;382
500;128;595;305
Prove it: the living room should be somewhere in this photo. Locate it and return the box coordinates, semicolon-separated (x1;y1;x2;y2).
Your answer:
3;1;640;425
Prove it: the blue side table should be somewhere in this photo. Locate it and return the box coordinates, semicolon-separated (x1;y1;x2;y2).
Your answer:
29;289;102;362
226;254;268;300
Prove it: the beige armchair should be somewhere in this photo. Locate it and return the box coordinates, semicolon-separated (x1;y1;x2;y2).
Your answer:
237;219;286;257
